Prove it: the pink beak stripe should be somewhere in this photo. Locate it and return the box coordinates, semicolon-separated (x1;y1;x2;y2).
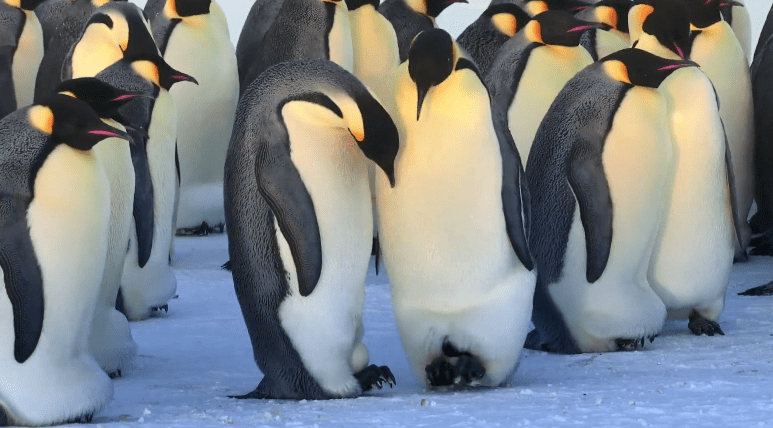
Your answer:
173;75;189;80
658;64;689;71
570;6;588;11
568;25;594;33
112;94;136;101
88;130;118;137
705;0;715;5
674;43;685;59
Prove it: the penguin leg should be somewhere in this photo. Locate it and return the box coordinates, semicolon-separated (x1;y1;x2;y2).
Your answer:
228;377;276;400
738;280;773;296
687;311;725;336
354;365;396;392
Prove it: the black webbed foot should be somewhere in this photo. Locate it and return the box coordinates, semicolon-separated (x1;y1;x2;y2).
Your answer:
1;405;8;426
739;280;773;296
176;221;225;237
688;312;724;336
615;337;646;351
355;364;395;392
425;358;455;387
152;304;169;313
750;232;773;256
228;388;270;400
108;369;122;379
455;355;486;384
523;329;542;351
221;260;232;271
66;412;94;424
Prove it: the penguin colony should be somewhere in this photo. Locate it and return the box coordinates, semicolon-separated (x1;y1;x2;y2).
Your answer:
0;0;772;424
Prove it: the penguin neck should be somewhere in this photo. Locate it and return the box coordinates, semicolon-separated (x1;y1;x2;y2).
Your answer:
634;33;682;61
70;25;125;79
404;0;428;15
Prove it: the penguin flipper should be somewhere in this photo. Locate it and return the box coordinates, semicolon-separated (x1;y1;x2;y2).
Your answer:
0;47;16;119
723;126;746;259
130;128;155;268
257;150;322;297
0;196;45;364
494;113;534;271
567;130;613;283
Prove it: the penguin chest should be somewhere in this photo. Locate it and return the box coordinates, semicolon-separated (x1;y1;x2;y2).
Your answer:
12;11;44;108
26;145;111;351
508;45;592;166
349;6;400;102
327;1;354;72
146;91;178;215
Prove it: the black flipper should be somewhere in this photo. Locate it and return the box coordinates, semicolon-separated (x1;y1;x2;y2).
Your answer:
257;146;322;297
567;128;613;283
0;196;45;363
129;127;154;268
494;102;534;270
0;47;17;119
723;123;746;260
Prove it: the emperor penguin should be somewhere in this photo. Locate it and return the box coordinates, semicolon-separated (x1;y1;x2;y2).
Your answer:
377;29;535;387
150;0;239;234
755;3;773;60
573;0;631;60
234;0;284;93
456;3;531;76
525;49;696;354
141;0;163;20
114;53;197;321
647;59;742;337
0;0;45;118
486;11;596;167
347;0;400;260
628;0;690;61
34;0;75;49
32;0;129;102
238;0;353;95
378;0;468;62
0;93;131;426
55;75;146;376
682;0;754;261
751;12;773;253
224;58;398;399
719;0;750;62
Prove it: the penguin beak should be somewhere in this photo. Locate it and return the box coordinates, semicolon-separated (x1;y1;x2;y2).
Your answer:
416;85;430;121
88;125;133;145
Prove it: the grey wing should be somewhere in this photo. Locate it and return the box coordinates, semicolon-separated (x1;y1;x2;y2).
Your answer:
0;195;44;364
143;0;165;22
723;121;745;255
494;111;534;270
0;47;16;118
751;35;773;232
236;0;285;93
129;126;154;268
567;126;613;283
256;134;322;297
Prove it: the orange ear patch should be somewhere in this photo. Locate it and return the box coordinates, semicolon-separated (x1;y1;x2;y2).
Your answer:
524;20;543;44
595;5;618;29
132;60;161;86
29;106;54;135
603;60;631;85
492;13;519;37
630;4;654;31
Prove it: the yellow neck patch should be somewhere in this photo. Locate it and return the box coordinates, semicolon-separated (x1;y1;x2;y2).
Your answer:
595;5;617;30
29;106;54;135
524;20;543;44
603;60;631;85
525;1;547;17
132;60;161;87
492;12;518;37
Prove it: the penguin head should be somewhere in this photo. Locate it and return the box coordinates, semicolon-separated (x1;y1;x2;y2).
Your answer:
345;0;379;11
576;0;632;34
600;48;697;88
629;0;690;59
683;0;722;29
54;77;151;134
483;4;531;37
163;0;212;18
31;94;132;151
6;0;47;11
408;28;456;121
406;0;467;19
522;11;599;47
127;53;198;91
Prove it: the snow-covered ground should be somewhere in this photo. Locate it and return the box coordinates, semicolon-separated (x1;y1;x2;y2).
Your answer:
47;1;773;427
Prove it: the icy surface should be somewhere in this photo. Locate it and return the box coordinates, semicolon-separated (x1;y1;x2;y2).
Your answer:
47;1;773;427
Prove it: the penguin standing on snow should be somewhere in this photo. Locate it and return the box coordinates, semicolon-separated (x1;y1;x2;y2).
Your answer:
486;11;596;167
377;29;535;387
378;0;468;62
150;0;239;235
0;92;131;427
238;0;353;95
525;49;696;354
0;0;45;118
225;59;398;399
456;3;531;76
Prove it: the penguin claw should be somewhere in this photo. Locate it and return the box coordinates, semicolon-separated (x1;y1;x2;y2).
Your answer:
152;304;169;313
86;413;93;423
175;221;225;236
688;313;725;336
108;369;122;379
355;365;395;392
615;337;647;351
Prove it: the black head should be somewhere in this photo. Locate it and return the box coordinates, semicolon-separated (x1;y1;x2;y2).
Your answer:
54;77;150;120
352;94;399;187
684;0;722;29
425;0;467;18
632;0;690;59
483;3;531;37
35;94;132;151
168;0;212;17
525;10;599;47
408;28;455;120
126;53;198;91
601;48;698;88
346;0;378;10
586;0;632;33
19;0;46;10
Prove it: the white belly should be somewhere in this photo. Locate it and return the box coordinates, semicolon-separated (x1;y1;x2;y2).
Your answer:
509;45;593;166
548;88;671;352
12;11;44;109
164;15;239;229
275;101;372;397
0;144;113;426
648;67;734;320
328;1;354;73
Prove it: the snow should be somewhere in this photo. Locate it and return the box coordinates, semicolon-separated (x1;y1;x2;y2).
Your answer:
35;1;773;427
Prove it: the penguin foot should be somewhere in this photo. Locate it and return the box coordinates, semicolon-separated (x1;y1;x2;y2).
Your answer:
455;355;486;385
228;389;271;400
615;337;647;351
749;233;773;256
175;221;225;236
425;358;456;387
67;412;94;424
523;329;542;351
108;369;122;379
749;212;772;234
739;281;773;296
0;405;8;426
354;365;396;392
221;260;232;271
688;313;724;336
425;340;486;387
152;304;169;313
